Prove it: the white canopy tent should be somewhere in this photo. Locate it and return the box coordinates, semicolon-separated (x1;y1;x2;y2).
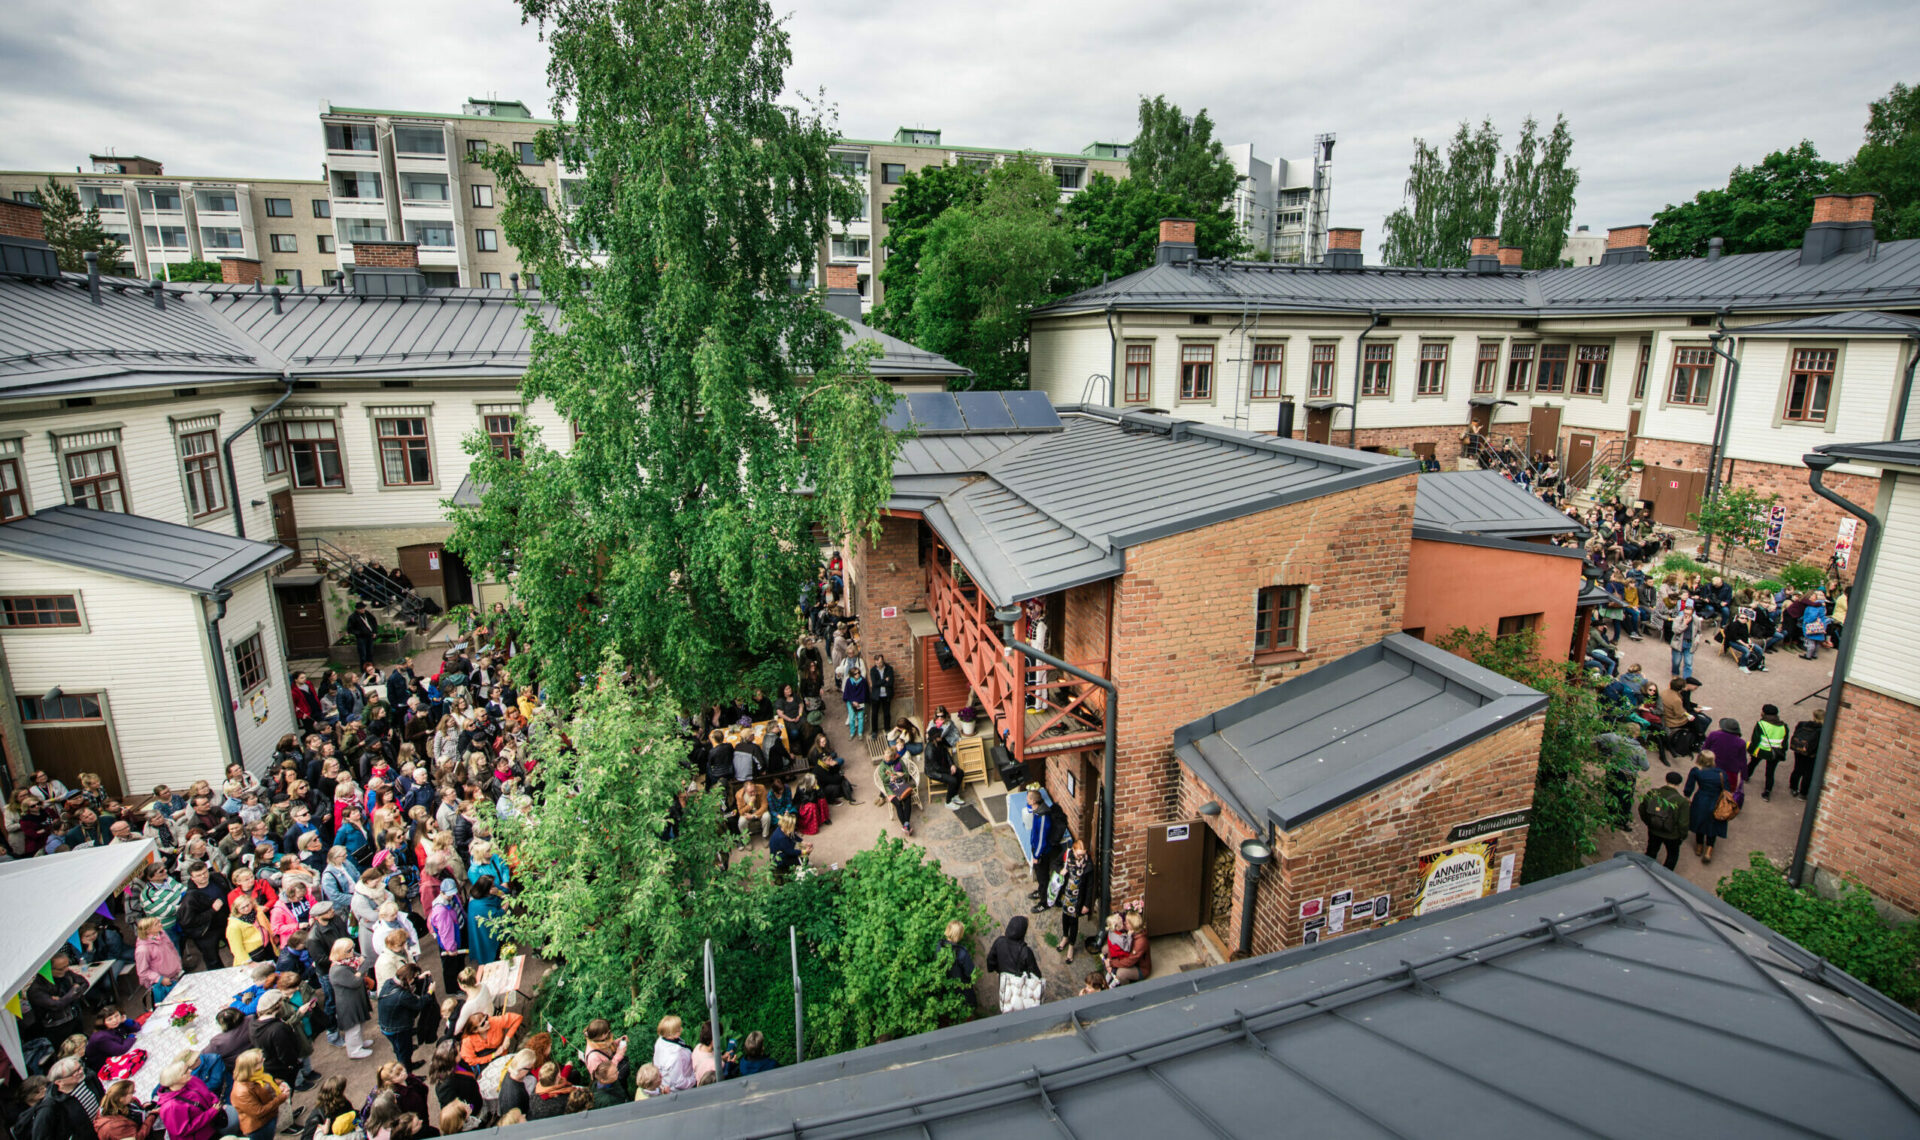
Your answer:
0;839;156;1072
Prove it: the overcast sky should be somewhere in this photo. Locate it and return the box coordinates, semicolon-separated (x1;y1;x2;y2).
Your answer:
5;0;1916;255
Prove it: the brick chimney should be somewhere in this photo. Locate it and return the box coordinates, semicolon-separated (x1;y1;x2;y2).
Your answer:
349;240;425;297
0;199;60;279
1324;227;1363;270
1801;192;1878;265
0;198;46;241
823;262;862;322
1467;235;1500;274
220;256;263;286
1497;245;1524;268
352;240;420;269
1155;217;1198;267
1599;225;1650;266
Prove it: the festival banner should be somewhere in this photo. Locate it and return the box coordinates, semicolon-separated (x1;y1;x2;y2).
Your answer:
1410;835;1500;916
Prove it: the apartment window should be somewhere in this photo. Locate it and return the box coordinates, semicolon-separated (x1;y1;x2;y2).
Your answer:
284;420;344;488
232;632;267;692
269;233;297;253
325;123;378;151
1309;343;1337;399
259;422;287;477
524;273;540;289
178;429;225;517
471;184;494;208
561;180;586;209
200;227;244;251
1785;347;1837;423
1361;343;1393;398
1416;342;1448;396
1572;344;1610;396
1251;343;1284;399
1123;344;1152;404
0;596;80;628
1506;343;1535;392
480;272;503;288
1632;340;1651;400
264;197;293;217
331;171;382;200
1474;342;1500;394
140;187;182;212
475;228;499;252
376;417;433;485
1668;347;1714;406
393;126;446;155
514;141;540;164
143;225;189;249
401;173;450;202
11;191;38;205
485;414;521;458
196;190;238;213
80;188;123;211
466;139;488;156
406;220;455;249
274;269;302;289
1496;613;1541;639
1254;585;1303;655
881;163;905;184
1055;165;1085;191
316;235;335;253
1179;344;1214;401
830;235;870;260
336;218;387;244
1536;344;1569;393
0;456;25;522
62;445;124;511
18;693;102;722
311;198;331;218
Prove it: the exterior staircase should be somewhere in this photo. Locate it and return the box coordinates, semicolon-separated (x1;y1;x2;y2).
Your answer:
301;536;440;631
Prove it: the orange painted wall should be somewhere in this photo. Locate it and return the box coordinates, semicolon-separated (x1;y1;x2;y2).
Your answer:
1403;537;1582;659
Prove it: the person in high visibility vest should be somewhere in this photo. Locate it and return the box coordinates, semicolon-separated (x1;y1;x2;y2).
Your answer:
1746;704;1791;801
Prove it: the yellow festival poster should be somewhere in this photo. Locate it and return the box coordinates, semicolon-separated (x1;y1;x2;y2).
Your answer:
1411;835;1499;916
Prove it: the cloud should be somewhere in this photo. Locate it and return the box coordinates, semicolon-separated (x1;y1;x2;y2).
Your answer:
5;0;1916;257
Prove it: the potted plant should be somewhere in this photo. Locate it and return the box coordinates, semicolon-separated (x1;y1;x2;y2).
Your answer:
1627;458;1645;471
955;705;980;737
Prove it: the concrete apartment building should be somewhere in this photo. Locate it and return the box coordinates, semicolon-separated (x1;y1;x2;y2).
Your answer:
0;154;335;287
1223;137;1333;263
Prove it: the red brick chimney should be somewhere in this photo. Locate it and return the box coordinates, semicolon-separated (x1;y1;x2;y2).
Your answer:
1606;225;1649;250
824;263;859;291
1158;218;1197;245
1155;217;1199;266
1497;245;1524;267
1327;228;1363;251
1469;236;1498;257
352;240;420;269
0;199;46;241
1324;227;1364;270
220;256;263;286
1802;193;1879;265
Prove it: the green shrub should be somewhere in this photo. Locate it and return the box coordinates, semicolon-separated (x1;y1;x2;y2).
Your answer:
1659;553;1707;577
1779;562;1827;592
1717;852;1920;1008
1751;578;1783;595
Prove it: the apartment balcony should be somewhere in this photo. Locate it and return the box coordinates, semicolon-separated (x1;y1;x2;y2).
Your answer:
927;540;1107;762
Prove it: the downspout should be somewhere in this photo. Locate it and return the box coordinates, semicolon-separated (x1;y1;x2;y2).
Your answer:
1349;310;1381;449
1893;333;1920;440
1700;310;1740;562
200;589;245;771
1234;301;1263;430
995;605;1118;928
1789;452;1882;888
223;371;298;539
1103;303;1119;406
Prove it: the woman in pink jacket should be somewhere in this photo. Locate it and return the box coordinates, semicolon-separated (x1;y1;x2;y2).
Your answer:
155;1062;236;1140
268;880;310;952
133;916;183;1003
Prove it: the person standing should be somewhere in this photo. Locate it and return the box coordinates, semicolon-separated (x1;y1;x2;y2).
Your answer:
940;920;977;1012
841;663;869;740
651;1015;696;1092
347;603;379;669
1703;718;1749;809
1683;753;1734;864
229;1050;290;1140
377;963;434;1072
1668;606;1699;679
1788;708;1824;799
1022;792;1064;913
1747;705;1790;800
985;916;1042;1012
328;938;375;1060
1054;842;1093;965
867;656;895;738
1638;771;1691;870
1800;591;1830;660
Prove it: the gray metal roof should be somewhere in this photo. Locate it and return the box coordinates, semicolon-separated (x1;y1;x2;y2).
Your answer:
1411;523;1587;560
1415;469;1588;539
201;286;547;378
843;318;972;380
1036;237;1920;319
892;404;1415;605
1734;310;1920;337
1815;438;1920;472
0;505;291;592
0;273;268;396
531;855;1920;1139
1173;633;1546;830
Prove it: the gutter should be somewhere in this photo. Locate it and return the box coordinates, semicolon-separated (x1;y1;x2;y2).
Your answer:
995;605;1119;929
1349;310;1381;449
1103;303;1119;405
1700;310;1741;562
199;588;246;772
223;371;298;540
1789;451;1882;888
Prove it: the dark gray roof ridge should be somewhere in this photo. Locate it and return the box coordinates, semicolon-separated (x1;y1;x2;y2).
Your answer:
0;505;291;592
1815;438;1920;471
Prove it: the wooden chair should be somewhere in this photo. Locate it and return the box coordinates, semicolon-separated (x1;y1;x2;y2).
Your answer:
952;737;991;788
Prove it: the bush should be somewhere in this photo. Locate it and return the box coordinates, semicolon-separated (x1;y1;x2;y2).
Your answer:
1779;561;1827;592
1717;852;1920;1007
1659;552;1707;577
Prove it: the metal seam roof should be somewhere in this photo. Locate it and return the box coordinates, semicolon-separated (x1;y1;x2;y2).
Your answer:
1415;469;1588;539
1816;438;1920;471
0;505;291;592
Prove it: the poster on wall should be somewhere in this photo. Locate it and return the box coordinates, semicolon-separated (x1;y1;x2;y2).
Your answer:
1763;505;1787;555
1410;835;1500;916
1835;517;1859;568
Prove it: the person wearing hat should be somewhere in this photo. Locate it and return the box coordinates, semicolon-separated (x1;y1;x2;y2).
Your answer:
1703;718;1749;806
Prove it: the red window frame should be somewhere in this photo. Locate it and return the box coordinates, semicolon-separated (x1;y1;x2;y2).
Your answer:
1506;343;1534;392
1535;345;1569;393
1250;343;1284;399
179;429;225;517
1254;585;1302;654
376;417;433;486
1473;343;1499;394
485;414;521;458
1179;344;1214;401
1632;340;1651;400
65;446;125;511
1123;345;1152;404
1416;343;1447;396
232;632;267;691
1669;347;1715;406
1360;343;1393;397
0;456;25;522
1572;344;1610;396
1;595;80;628
1309;343;1336;399
1785;348;1837;423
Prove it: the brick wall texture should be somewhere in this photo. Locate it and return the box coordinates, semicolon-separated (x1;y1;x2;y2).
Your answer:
851;514;925;691
1631;440;1880;569
1808;683;1920;915
0;199;45;240
353;241;419;268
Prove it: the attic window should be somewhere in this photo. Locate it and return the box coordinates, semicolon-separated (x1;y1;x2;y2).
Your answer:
1689;315;1714;327
1190;314;1211;325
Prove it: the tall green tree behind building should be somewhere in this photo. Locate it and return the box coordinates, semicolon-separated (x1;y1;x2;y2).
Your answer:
1649;142;1839;259
37;179;125;273
1381;115;1577;270
448;0;898;705
1840;81;1920;242
868;162;985;342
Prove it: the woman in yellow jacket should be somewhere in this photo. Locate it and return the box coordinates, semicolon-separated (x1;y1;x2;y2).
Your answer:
230;1048;290;1140
226;893;272;964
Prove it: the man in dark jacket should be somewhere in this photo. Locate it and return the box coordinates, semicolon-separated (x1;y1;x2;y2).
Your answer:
177;862;232;971
31;1059;99;1140
249;991;317;1089
868;656;895;738
377;964;435;1071
347;603;379;668
27;954;90;1044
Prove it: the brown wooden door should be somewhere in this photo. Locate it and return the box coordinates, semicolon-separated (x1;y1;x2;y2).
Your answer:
1142;819;1207;936
276;582;331;657
1469;404;1493;435
1528;405;1561;459
1305;406;1333;445
1623;409;1640;462
1568;433;1595;484
1646;465;1707;527
270;490;299;556
918;634;971;726
23;699;122;799
396;543;444;590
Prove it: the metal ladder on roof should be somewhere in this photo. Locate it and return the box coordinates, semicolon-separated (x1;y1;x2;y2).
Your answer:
301;536;437;630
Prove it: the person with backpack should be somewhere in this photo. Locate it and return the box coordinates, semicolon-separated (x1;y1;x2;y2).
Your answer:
1788;708;1824;799
1638;771;1691;870
1800;591;1830;660
1746;704;1791;800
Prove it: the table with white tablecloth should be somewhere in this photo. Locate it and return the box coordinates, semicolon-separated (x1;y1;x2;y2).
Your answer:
129;967;254;1100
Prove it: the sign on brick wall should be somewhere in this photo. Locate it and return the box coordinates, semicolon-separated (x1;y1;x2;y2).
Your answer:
1411;835;1500;916
1445;809;1531;843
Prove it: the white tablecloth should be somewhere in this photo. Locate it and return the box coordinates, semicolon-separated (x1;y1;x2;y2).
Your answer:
130;967;254;1100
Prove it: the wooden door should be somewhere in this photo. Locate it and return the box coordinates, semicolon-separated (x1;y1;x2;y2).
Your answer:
918;634;971;725
1411;442;1437;462
1568;433;1595;484
1646;465;1706;527
22;695;122;800
1305;406;1333;445
1528;405;1561;460
1142;819;1207;936
396;543;444;589
442;549;474;608
270;490;299;559
1623;409;1640;462
1468;404;1493;435
276;582;331;657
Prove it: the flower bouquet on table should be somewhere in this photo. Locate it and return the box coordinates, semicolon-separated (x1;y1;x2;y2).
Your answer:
168;1003;198;1030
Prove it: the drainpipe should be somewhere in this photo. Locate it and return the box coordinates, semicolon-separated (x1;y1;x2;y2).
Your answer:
200;588;246;771
223;372;298;540
1700;310;1740;562
1893;333;1920;440
1349;310;1381;449
995;604;1119;928
1788;452;1882;888
1103;303;1119;406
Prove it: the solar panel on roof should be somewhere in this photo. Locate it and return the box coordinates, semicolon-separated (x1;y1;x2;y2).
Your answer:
905;392;965;432
953;391;1013;431
1001;389;1061;430
880;399;917;433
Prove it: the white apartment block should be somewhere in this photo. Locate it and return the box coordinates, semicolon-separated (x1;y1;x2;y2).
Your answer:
1223;138;1332;264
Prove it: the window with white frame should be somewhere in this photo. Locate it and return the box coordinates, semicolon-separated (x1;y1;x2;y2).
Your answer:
1416;342;1448;396
269;233;297;253
471;184;494;208
1572;344;1610;396
475;228;498;252
374;413;433;486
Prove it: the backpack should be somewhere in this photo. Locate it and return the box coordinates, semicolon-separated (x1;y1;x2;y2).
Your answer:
1639;789;1686;838
1791;721;1822;756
